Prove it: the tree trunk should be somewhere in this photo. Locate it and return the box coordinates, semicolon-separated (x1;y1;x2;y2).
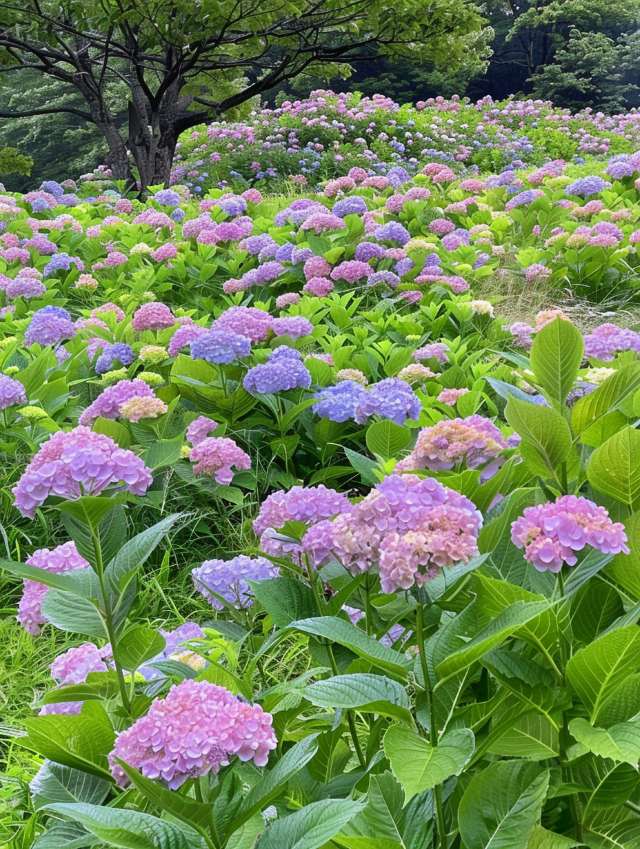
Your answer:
127;76;182;191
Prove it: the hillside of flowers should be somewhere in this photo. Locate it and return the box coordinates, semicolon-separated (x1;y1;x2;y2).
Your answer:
6;92;640;848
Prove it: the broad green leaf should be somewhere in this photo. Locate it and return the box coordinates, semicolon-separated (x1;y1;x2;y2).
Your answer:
608;511;640;600
250;577;317;627
232;735;319;829
573;759;640;812
435;601;550;681
583;807;640;846
571;582;623;644
488;713;559;760
142;438;183;470
529;316;584;404
22;704;115;779
45;802;191;849
527;825;581;848
384;726;474;801
344;448;380;485
458;761;550;849
365;420;412;460
291;618;409;679
40;591;107;639
569;717;640;765
0;559;98;596
256;799;365;849
30;763;110;810
58;497;120;531
571;363;640;435
104;514;180;594
587;427;640;510
304;673;413;724
505;397;572;477
566;625;640;722
117;761;212;833
117;626;165;672
33;822;99;849
93;417;131;448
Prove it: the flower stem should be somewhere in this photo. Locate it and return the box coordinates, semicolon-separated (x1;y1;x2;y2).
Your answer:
417;603;447;849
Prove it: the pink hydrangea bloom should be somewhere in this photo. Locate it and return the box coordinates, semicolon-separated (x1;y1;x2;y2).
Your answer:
304;256;332;279
300;213;346;234
438;387;470;406
131;302;176;331
151;243;178;262
302;474;482;593
118;396;168;422
330;261;371;283
50;642;110;684
275;293;301;309
109;680;277;789
12;427;153;517
413;343;449;363
168;323;208;356
189;436;251;484
211;306;272;343
186;415;218;446
512;495;629;573
303;276;334;296
18;542;89;634
92;302;125;322
397;415;508;472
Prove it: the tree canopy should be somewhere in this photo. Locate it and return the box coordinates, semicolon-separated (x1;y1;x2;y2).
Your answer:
0;0;489;189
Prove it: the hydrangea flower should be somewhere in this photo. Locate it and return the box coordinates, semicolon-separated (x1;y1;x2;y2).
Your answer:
186;415;218;446
313;380;368;422
0;374;27;410
355;378;422;425
39;642;111;715
109;680;277;789
302;474;482;593
512;495;629;573
397;415;508;472
168;323;208;357
131;302;176;331
244;347;311;394
18;542;89;634
79;379;156;425
118;396;168;422
13;427;153;517
25;306;76;347
211;306;272;343
272;316;314;339
192;555;279;609
189;436;251;484
95;342;135;375
190;330;251;364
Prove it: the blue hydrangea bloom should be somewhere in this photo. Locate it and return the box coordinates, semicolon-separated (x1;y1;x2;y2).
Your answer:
191;330;252;365
355;378;422;425
565;176;612;197
243;347;311;394
192;555;278;609
155;189;182;207
373;221;411;246
313;381;367;422
333;196;368;217
217;197;248;217
95;342;135;374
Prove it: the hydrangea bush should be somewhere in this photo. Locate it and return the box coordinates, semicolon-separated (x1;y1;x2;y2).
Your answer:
4;92;640;849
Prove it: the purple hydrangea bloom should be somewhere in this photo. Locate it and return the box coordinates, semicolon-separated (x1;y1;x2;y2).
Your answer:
79;379;156;425
192;555;279;609
274;242;295;262
313;380;368;422
43;252;84;277
243;346;312;394
95;342;135;374
355;377;422;425
190;330;251;364
272;316;314;339
160;621;206;656
565;176;612;197
155;189;182;207
0;374;27;410
387;166;411;186
25;307;76;347
290;247;314;264
332;196;368;217
369;270;401;288
171;208;185;222
373;222;411;246
18;542;89;634
217;196;248;217
240;234;278;255
355;242;386;262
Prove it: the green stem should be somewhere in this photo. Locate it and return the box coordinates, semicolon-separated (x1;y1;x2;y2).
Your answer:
364;577;373;636
90;525;130;714
417;604;448;849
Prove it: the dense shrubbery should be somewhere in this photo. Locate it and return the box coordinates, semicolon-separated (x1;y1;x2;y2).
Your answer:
6;93;640;849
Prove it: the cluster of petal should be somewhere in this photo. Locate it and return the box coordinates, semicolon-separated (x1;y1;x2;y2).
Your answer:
192;555;279;609
18;542;89;634
397;415;508;472
244;347;311;394
189;436;251;484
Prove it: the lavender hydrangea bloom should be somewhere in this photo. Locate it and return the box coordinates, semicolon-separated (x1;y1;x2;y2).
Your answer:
332;196;368;217
355;377;422;425
355;242;386;262
154;189;182;207
0;374;27;410
243;346;312;394
25;306;76;347
565;176;612;197
217;196;248;217
192;554;279;609
369;270;401;288
190;330;251;364
95;342;135;374
274;242;295;262
313;380;368;422
373;222;411;246
272;316;314;339
43;252;84;277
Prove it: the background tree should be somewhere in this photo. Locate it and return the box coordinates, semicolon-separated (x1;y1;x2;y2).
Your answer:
0;0;489;190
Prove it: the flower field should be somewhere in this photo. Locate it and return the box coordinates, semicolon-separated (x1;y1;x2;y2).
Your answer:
6;91;640;848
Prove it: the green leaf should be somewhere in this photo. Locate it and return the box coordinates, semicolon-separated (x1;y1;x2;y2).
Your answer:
22;704;115;779
232;735;319;830
435;601;551;681
365;420;412;461
250;576;317;627
526;824;581;848
458;761;550;849
384;726;474;801
587;426;640;510
304;673;413;724
40;591;107;639
93;417;131;448
58;497;120;531
256;799;365;849
505;397;572;477
142;438;183;471
104;515;180;594
0;559;97;596
344;447;380;485
30;763;110;810
33;821;99;849
44;802;191;849
608;511;640;600
117;626;165;672
571;582;623;643
571;363;640;435
566;625;640;723
291;617;408;679
529;316;584;404
117;761;212;833
569;717;640;764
